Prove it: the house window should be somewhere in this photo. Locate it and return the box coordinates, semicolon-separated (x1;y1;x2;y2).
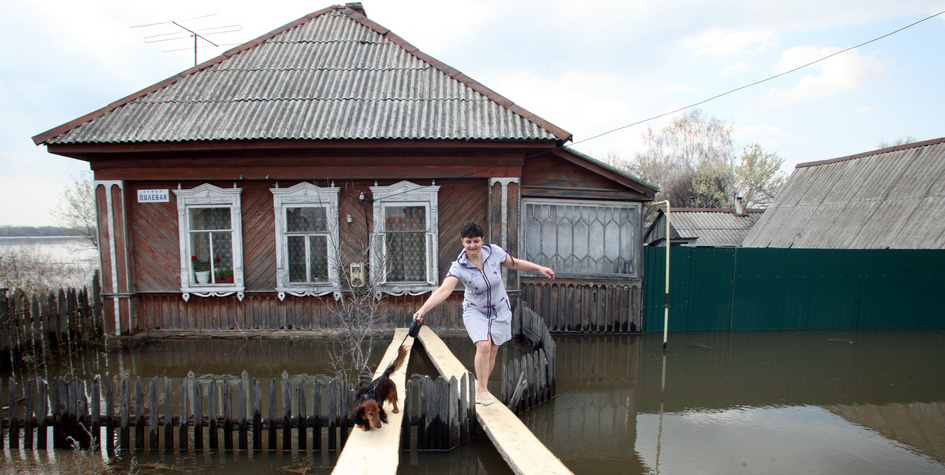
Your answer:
271;183;340;300
174;184;244;301
370;181;439;295
523;199;641;277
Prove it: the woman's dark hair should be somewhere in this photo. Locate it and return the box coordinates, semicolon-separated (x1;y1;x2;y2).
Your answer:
460;221;484;239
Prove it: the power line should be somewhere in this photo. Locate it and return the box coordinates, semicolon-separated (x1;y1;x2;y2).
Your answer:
386;8;945;196
569;9;945;150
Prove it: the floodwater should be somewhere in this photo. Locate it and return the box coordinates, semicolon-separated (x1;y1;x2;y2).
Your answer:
0;236;99;290
3;329;945;474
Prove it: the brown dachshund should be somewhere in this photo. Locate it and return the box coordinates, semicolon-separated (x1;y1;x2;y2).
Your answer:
352;346;408;430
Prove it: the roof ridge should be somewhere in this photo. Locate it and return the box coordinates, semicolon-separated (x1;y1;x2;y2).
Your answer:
795;136;945;169
33;4;571;145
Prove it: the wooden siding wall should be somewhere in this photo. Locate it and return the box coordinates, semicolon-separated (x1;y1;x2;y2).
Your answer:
522;278;641;333
135;293;467;332
122;179;486;332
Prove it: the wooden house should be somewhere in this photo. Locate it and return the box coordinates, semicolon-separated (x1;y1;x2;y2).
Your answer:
33;4;657;336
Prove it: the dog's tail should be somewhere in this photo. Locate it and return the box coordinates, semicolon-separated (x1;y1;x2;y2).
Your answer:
383;346;408;378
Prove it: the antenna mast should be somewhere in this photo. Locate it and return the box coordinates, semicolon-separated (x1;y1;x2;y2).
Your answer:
132;14;241;66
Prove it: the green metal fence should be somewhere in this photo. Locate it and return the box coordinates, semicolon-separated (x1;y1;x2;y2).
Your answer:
642;247;945;331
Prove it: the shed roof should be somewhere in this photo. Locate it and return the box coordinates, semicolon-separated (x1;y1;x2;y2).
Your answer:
742;137;945;249
645;208;763;247
33;4;570;146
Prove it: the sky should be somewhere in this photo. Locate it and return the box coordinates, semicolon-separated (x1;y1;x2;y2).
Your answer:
2;1;943;226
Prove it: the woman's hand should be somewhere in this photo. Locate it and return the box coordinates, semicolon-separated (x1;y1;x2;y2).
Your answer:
412;309;425;324
539;266;555;280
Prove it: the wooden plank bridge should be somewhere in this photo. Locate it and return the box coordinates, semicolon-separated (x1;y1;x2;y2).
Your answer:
417;326;572;475
332;328;414;474
333;326;571;475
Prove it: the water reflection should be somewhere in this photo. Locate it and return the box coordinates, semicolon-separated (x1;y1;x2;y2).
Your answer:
521;330;945;475
3;330;945;474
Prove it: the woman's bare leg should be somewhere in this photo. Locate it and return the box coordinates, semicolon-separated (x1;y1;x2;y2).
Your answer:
474;337;498;398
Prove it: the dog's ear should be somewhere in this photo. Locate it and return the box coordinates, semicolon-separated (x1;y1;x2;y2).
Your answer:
352;405;366;426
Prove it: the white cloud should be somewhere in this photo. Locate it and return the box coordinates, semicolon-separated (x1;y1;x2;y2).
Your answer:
723;61;752;75
854;106;874;115
765;46;892;105
682;28;776;55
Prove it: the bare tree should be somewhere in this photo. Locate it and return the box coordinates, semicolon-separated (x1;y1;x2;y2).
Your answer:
735;143;786;208
877;136;917;149
617;109;736;208
51;171;98;248
326;241;386;385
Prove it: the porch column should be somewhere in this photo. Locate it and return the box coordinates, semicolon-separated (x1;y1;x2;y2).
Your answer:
488;177;521;294
95;180;132;335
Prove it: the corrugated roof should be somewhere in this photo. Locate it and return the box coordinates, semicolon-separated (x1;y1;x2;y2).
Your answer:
34;5;570;146
742;137;945;249
657;208;762;247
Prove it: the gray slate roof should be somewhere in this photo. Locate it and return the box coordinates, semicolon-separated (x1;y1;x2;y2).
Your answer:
742;137;945;249
671;209;763;247
34;4;570;146
645;208;762;247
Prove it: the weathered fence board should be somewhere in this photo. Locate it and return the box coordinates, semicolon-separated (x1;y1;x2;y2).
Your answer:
1;272;103;373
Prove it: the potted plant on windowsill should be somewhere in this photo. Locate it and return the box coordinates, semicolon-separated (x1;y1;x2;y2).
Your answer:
216;267;234;284
192;256;211;284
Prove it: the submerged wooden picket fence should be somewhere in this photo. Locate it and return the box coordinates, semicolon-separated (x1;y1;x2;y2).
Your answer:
0;271;104;373
501;305;557;413
0;370;476;453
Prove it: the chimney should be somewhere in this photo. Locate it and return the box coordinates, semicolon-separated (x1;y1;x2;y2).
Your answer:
345;2;366;16
734;196;745;215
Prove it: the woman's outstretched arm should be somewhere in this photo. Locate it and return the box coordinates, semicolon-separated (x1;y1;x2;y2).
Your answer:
413;275;460;323
502;256;555;279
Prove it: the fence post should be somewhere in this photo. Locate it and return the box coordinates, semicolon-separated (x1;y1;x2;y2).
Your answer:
312;378;321;453
328;378;337;451
92;270;104;337
178;378;188;453
282;373;291;453
23;378;34;450
223;379;234;452
208;380;218;451
0;298;10;373
401;379;413;451
267;378;277;451
91;376;101;450
448;376;459;449
149;377;159;452
252;378;261;452
105;377;115;450
238;378;248;451
164;377;173;453
194;376;203;452
37;379;48;450
297;379;306;451
134;377;144;451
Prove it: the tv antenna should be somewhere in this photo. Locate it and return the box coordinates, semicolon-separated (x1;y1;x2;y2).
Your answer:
132;14;242;66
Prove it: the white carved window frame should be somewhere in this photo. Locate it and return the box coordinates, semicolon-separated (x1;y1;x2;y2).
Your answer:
174;184;245;301
271;182;341;301
370;181;439;296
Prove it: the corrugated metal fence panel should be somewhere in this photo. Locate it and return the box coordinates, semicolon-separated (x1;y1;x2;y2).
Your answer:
687;248;736;330
643;247;945;331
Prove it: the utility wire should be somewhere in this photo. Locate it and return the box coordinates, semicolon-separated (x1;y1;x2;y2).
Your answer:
569;8;945;150
369;9;945;202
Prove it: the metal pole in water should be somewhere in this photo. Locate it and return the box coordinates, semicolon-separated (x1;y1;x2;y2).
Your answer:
646;200;671;350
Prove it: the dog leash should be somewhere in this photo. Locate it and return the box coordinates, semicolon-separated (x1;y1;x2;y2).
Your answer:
376;318;423;378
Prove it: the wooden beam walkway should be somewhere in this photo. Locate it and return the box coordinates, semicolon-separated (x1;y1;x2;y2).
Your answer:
332;329;414;475
417;326;573;475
